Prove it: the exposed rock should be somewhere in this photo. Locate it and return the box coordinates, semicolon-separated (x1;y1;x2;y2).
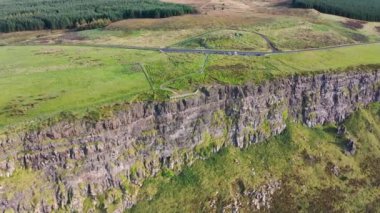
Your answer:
345;139;357;155
0;159;15;177
0;69;380;211
332;165;341;177
222;198;241;213
326;162;340;177
245;180;281;210
337;125;346;136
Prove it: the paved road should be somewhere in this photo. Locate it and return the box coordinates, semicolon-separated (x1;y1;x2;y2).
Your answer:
160;42;380;56
159;48;266;56
11;41;380;57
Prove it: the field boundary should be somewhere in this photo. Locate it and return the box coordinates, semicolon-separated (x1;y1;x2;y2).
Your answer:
138;63;155;91
158;54;209;99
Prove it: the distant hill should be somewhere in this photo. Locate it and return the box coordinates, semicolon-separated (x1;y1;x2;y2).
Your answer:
0;0;195;33
293;0;380;21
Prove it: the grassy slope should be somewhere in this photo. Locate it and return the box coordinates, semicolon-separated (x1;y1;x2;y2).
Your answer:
89;16;380;50
249;17;380;50
171;30;270;51
2;16;379;50
1;44;380;131
129;103;380;212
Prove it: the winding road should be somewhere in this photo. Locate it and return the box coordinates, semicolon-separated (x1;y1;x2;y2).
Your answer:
10;27;379;56
19;41;379;57
158;41;379;56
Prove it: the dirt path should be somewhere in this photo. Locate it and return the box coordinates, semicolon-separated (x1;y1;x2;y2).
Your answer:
159;54;209;99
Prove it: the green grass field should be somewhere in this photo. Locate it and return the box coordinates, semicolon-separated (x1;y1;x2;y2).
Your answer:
129;103;380;212
0;46;151;129
204;43;380;85
0;46;203;130
1;44;380;131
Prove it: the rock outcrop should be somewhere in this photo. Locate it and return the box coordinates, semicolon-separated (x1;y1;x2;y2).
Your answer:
0;69;379;211
345;139;357;155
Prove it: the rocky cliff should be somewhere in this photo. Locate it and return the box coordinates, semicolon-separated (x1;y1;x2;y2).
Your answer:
1;69;380;212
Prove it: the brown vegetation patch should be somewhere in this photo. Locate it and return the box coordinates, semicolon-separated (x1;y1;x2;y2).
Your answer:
34;48;65;56
347;32;369;42
360;156;380;186
107;14;263;31
58;32;86;41
270;174;302;212
347;178;367;188
342;20;366;30
365;197;380;212
208;63;250;72
301;149;321;165
307;187;345;212
1;95;59;116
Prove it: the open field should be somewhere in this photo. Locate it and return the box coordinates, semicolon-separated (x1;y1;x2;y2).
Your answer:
203;43;380;85
0;46;204;129
0;46;152;128
163;43;380;90
1;44;380;131
130;103;380;212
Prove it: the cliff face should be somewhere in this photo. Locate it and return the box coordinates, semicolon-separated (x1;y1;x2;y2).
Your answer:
1;69;380;212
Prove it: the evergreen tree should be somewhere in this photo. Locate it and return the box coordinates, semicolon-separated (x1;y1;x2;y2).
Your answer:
0;0;196;32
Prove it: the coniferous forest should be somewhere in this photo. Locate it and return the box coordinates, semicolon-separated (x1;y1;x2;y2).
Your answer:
0;0;195;33
293;0;380;21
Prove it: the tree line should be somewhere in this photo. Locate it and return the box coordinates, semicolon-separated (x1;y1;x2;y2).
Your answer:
0;0;196;33
293;0;380;21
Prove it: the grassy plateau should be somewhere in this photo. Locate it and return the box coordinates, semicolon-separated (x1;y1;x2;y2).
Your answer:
0;0;380;211
1;44;380;131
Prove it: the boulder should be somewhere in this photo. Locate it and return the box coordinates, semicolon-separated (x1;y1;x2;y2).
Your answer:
345;139;356;155
337;125;346;136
